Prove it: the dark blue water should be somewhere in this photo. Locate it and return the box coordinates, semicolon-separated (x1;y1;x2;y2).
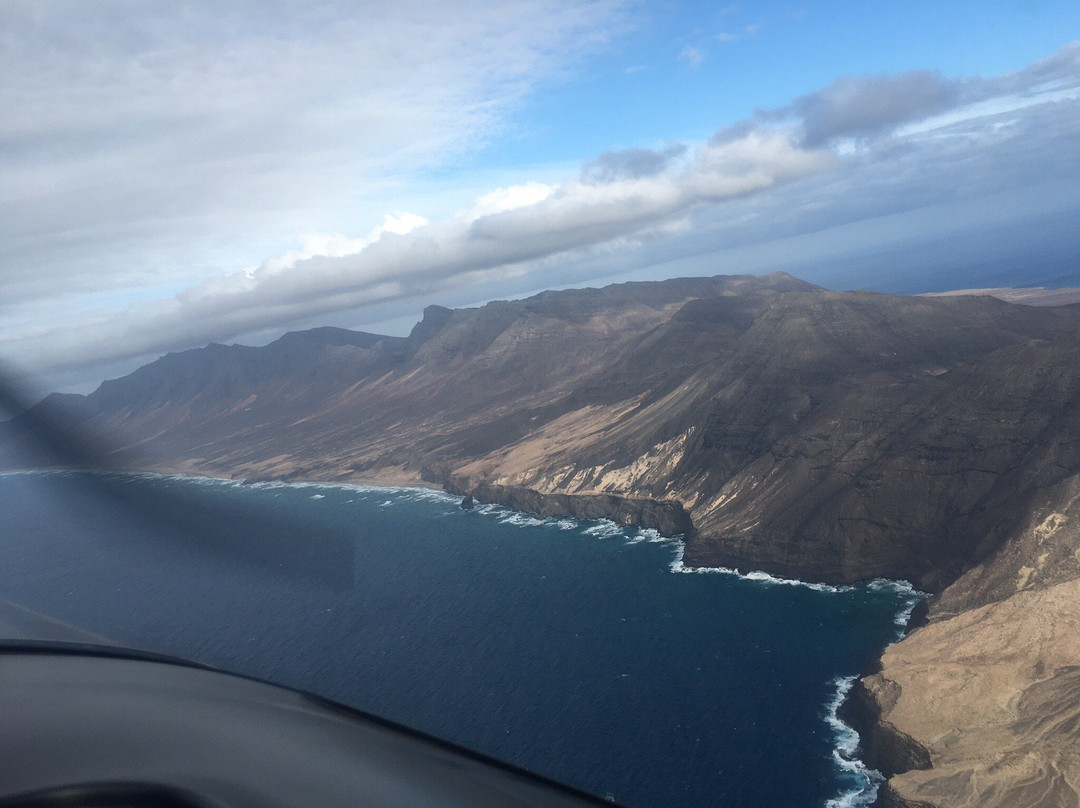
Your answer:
0;471;918;808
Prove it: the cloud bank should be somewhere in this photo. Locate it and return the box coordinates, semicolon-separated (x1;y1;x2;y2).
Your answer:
10;127;834;371
0;0;631;306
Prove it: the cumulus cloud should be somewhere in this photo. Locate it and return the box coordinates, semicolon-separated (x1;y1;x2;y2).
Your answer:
248;214;430;279
458;183;557;222
770;42;1080;147
994;40;1080;92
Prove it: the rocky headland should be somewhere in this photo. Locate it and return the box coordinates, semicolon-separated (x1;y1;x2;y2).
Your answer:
5;272;1080;807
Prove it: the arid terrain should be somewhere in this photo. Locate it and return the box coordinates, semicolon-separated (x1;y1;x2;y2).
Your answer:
6;273;1080;807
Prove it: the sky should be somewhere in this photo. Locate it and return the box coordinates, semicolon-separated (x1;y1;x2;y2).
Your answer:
2;1;1079;393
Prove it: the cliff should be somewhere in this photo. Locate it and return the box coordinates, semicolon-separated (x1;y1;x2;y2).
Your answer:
842;475;1080;807
5;272;1080;805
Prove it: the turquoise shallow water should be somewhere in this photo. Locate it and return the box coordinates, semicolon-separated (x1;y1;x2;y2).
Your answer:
0;471;918;808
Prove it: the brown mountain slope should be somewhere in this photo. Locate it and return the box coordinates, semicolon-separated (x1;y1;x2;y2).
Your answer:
6;273;1080;594
6;272;1080;807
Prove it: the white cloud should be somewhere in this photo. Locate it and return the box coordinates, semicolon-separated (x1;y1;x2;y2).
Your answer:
249;213;430;279
5;126;834;373
3;22;1079;391
459;183;557;222
0;0;632;307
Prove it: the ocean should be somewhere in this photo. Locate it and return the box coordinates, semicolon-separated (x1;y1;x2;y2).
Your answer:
0;471;919;808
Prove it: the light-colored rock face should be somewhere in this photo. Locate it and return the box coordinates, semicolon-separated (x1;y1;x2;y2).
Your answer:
932;475;1080;620
865;484;1080;808
453;401;695;503
878;588;1080;806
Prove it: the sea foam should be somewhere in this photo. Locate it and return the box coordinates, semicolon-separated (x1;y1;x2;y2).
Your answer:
823;676;884;808
667;541;857;593
582;520;625;538
11;469;923;806
459;491;926;807
327;483;920;807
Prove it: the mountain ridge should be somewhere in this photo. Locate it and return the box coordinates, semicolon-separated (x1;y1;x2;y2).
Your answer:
6;271;1080;591
5;270;1080;807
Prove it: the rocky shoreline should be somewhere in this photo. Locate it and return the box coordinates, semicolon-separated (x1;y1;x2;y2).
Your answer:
6;275;1080;806
438;475;934;805
438;473;1080;808
443;477;695;541
835;476;1080;808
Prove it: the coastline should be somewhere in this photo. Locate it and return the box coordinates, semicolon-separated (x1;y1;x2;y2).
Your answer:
132;461;445;492
450;477;928;808
3;466;927;807
444;477;695;540
825;676;886;808
0;467;922;808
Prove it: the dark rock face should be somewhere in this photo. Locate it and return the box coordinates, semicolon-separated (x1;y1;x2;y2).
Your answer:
837;676;932;778
679;326;1080;589
930;474;1080;619
445;479;695;539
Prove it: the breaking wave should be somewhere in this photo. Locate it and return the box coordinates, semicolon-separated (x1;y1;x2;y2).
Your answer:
464;495;925;808
5;470;924;807
823;676;885;808
668;541;856;592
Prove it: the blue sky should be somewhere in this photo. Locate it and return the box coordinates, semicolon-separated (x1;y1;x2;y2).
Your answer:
1;1;1078;392
473;1;1077;167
